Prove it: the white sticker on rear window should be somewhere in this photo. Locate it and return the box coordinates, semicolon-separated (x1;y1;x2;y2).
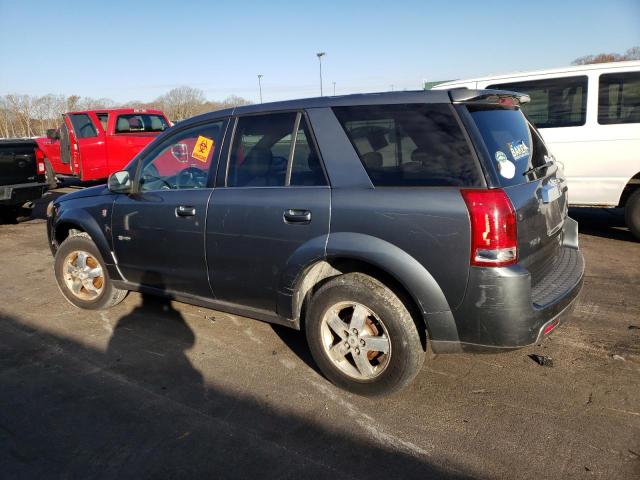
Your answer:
508;140;530;161
495;151;515;179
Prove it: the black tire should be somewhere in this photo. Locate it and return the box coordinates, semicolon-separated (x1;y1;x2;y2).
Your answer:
305;272;424;396
44;159;58;190
54;232;128;310
625;189;640;241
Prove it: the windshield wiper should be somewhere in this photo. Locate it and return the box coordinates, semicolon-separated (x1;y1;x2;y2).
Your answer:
523;160;554;176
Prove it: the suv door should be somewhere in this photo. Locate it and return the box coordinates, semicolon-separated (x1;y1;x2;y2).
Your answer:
111;119;227;297
206;112;330;314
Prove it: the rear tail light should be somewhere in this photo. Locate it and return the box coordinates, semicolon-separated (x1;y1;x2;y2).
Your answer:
35;148;46;174
461;189;517;267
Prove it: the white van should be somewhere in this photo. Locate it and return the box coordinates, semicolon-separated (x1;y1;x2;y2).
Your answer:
434;61;640;239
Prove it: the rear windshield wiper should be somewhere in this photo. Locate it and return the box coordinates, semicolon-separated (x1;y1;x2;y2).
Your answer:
523;160;554;176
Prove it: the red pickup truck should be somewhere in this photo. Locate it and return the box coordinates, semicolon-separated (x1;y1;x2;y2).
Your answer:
37;108;170;182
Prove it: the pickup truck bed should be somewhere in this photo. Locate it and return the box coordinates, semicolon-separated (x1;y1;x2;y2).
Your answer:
0;139;48;218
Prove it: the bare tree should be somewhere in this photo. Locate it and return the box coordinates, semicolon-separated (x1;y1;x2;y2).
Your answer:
156;86;207;121
572;46;640;65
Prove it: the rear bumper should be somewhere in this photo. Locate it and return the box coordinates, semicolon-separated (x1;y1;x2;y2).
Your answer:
435;218;584;352
0;182;48;206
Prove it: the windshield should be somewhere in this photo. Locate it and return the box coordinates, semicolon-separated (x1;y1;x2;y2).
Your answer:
468;106;548;187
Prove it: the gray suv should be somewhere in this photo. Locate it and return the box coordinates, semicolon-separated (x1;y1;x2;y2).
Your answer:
47;89;584;396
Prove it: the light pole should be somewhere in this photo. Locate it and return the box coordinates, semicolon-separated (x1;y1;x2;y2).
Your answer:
257;74;263;103
316;52;326;96
332;81;336;96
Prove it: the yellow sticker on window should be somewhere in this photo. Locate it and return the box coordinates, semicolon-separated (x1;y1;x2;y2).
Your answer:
191;136;214;163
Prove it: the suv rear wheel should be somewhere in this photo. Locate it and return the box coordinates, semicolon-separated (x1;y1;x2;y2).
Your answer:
54;232;128;310
306;273;424;396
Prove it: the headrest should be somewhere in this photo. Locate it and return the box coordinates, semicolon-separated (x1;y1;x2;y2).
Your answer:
361;151;383;169
117;117;130;132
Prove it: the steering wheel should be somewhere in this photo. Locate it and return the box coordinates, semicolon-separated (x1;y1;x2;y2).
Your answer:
176;166;207;189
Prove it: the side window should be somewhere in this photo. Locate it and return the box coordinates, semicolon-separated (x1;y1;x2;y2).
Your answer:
332;104;480;187
290;117;326;186
138;121;224;192
96;113;109;131
598;72;640;124
69;113;98;138
227;113;297;187
488;76;588;128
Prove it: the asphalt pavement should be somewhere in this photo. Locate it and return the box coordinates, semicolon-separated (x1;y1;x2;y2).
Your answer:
0;194;638;479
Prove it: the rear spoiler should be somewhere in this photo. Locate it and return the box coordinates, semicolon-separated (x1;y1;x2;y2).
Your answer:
448;88;530;106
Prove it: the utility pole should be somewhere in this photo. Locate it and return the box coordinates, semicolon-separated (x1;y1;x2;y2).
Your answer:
332;82;336;96
316;52;326;96
257;75;263;103
390;84;394;92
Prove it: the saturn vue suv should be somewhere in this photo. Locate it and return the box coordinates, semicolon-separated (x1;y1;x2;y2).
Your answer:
46;89;584;396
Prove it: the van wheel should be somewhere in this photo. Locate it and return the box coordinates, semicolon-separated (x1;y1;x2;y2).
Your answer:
625;189;640;240
54;232;128;310
305;273;424;396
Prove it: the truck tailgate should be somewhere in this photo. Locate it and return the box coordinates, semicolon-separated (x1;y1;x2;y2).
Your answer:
0;139;40;186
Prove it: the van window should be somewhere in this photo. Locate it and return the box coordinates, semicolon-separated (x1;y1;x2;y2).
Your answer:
69;114;98;138
598;72;640;124
332;104;481;187
487;76;587;129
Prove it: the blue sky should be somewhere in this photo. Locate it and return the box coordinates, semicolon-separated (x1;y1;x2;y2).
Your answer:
1;0;638;103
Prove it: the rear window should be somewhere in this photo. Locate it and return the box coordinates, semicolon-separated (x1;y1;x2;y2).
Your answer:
467;106;548;187
487;76;587;129
332;104;481;187
115;114;168;133
598;72;640;124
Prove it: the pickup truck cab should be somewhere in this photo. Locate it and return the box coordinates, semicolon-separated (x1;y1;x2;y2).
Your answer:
47;91;584;396
0;139;48;221
37;108;170;183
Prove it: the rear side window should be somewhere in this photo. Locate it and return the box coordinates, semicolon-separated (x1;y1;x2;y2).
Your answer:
468;106;548;187
488;76;587;128
226;113;326;187
115;114;168;133
69;113;98;138
332;104;480;187
598;72;640;124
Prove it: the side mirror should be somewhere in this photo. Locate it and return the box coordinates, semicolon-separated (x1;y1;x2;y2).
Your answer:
171;143;189;163
108;170;132;194
46;129;60;141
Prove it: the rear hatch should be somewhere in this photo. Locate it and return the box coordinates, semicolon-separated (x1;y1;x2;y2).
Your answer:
0;139;40;187
457;95;568;284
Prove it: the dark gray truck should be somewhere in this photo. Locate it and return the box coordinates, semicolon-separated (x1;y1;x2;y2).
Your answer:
0;139;49;221
46;89;584;396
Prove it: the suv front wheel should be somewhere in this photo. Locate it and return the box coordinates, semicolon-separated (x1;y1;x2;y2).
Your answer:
54;232;128;310
306;273;424;396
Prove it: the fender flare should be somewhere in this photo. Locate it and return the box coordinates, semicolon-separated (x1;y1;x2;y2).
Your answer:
54;208;114;265
279;232;460;344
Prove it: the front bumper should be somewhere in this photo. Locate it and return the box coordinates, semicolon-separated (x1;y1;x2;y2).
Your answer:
446;218;585;351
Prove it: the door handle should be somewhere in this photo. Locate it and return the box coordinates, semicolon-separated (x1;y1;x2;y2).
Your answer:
176;205;196;217
283;209;311;224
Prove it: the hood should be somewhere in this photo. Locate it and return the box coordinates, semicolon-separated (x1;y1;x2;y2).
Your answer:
56;184;110;204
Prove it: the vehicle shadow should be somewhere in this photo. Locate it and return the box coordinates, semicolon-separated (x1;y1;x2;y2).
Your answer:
570;207;635;242
0;304;476;479
270;323;323;376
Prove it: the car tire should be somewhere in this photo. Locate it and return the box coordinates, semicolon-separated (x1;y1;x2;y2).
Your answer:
625;189;640;241
54;232;128;310
44;159;58;190
305;272;424;396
